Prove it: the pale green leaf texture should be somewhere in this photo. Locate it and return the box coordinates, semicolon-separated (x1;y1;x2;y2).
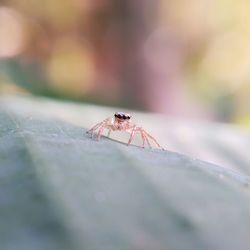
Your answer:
0;95;250;250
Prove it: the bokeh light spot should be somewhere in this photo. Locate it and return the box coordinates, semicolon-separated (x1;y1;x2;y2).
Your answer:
200;32;250;91
0;7;26;58
47;39;94;97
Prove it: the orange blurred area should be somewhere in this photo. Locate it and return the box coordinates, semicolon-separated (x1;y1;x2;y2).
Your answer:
1;0;250;126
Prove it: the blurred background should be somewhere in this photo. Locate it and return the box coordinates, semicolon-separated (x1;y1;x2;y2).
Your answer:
1;0;250;126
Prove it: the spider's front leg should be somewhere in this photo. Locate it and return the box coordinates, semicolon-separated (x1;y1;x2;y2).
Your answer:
86;122;102;136
86;118;111;139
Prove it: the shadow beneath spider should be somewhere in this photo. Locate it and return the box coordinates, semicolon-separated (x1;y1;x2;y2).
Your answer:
85;130;165;151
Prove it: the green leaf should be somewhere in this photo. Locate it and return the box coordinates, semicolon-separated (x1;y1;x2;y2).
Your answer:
1;95;250;250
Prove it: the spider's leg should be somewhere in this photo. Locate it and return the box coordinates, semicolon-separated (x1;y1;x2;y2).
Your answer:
97;125;106;140
89;123;104;139
139;129;152;148
143;130;164;150
127;126;136;146
144;134;152;149
139;130;146;148
87;118;110;137
86;122;102;134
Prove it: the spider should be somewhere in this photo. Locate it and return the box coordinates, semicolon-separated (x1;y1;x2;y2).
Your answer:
86;112;164;150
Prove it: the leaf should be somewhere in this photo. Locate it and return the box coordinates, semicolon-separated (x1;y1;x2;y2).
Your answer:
0;95;250;250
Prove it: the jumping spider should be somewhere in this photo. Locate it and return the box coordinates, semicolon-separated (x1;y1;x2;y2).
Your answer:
86;112;164;150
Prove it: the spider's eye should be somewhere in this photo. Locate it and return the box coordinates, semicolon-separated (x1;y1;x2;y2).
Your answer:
114;112;131;119
115;114;122;119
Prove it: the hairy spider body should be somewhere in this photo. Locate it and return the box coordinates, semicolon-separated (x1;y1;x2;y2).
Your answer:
86;112;164;150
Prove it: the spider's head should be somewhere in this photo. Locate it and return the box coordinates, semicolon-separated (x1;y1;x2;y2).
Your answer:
114;112;131;122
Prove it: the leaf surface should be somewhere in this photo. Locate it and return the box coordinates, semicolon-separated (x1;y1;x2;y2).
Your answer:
1;95;250;250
